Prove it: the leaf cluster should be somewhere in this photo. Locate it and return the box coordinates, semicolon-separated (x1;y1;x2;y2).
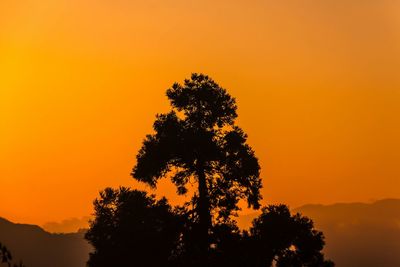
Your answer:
86;188;334;267
132;73;262;221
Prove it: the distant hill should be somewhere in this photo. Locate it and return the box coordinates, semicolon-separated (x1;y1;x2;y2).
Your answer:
0;217;91;267
295;199;400;267
2;199;400;267
42;217;90;233
237;199;400;267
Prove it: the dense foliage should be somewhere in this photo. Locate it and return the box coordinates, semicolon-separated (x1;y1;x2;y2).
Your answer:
132;74;262;258
85;188;182;267
86;74;334;266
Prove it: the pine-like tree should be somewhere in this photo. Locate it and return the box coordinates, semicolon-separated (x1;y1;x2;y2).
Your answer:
132;73;262;259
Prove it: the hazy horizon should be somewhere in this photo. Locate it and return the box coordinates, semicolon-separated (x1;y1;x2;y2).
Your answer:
16;198;400;234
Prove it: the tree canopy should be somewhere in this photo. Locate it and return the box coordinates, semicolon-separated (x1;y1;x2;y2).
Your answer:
247;205;334;267
85;188;182;267
132;73;262;256
85;192;334;267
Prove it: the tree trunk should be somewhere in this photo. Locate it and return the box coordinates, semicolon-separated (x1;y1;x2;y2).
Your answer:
196;163;211;261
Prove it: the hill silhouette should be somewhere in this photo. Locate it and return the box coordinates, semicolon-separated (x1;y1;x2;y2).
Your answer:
0;217;91;267
295;199;400;267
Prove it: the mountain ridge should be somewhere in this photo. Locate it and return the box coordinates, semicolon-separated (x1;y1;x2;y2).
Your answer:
0;217;91;267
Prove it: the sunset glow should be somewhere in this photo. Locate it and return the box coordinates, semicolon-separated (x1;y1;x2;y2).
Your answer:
1;0;400;227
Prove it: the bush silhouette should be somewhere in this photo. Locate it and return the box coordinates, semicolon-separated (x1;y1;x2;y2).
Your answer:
195;205;335;267
85;188;182;267
246;205;335;267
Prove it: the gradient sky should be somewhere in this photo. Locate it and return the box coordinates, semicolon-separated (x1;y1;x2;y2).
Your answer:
1;0;399;226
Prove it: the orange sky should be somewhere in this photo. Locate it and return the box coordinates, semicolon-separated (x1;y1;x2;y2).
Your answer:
1;1;400;226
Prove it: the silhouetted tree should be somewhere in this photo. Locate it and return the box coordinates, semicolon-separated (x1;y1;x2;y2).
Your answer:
85;188;182;267
207;222;251;267
0;243;25;267
132;73;262;259
0;243;12;267
171;212;247;266
244;205;334;267
84;74;334;266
